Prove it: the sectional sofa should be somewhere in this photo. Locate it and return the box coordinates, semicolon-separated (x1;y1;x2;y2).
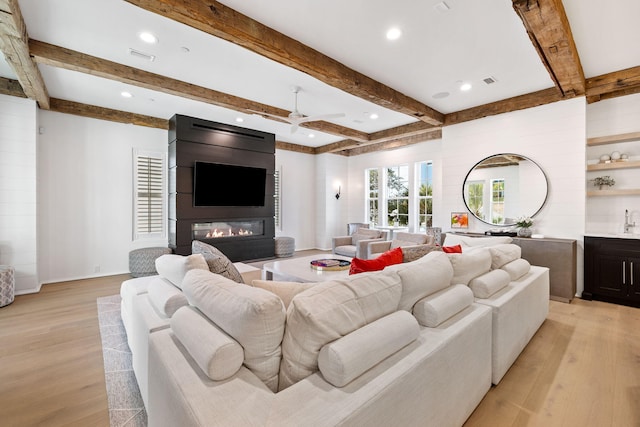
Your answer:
120;237;549;426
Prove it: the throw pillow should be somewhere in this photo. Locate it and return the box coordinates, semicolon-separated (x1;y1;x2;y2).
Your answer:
442;244;462;254
349;247;403;275
192;240;244;283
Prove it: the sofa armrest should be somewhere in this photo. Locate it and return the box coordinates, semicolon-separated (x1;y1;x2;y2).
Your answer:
356;238;385;259
366;240;392;259
332;236;353;250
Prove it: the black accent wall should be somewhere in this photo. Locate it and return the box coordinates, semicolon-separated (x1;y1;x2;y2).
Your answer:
168;114;276;260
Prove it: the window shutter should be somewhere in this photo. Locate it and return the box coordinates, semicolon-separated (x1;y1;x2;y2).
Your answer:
274;169;281;229
134;152;165;239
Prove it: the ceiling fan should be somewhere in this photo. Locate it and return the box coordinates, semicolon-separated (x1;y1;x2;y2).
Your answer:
256;86;345;133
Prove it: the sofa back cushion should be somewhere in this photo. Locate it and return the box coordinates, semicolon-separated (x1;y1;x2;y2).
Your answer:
154;253;209;289
443;234;513;248
383;250;454;311
393;232;433;245
447;248;492;285
279;271;402;390
488;243;522;269
352;228;383;244
182;269;286;392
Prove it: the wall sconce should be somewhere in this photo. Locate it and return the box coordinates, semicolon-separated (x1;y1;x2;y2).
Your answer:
335;185;341;200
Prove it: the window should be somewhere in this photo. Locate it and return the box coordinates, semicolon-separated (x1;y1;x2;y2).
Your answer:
416;161;433;230
133;150;166;240
386;165;409;226
466;181;484;220
490;179;505;224
274;168;281;229
365;168;379;225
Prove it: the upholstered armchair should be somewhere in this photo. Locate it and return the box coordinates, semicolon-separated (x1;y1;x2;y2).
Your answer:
332;228;389;258
365;231;440;262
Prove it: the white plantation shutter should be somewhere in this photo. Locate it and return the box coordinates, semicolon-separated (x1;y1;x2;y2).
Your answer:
274;168;281;229
134;150;166;239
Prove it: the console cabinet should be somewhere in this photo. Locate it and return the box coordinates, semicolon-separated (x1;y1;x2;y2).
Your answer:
584;236;640;307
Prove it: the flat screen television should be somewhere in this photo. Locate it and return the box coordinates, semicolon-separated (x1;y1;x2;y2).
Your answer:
193;161;267;207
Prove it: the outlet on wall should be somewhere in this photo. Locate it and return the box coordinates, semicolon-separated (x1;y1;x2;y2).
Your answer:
94;265;100;273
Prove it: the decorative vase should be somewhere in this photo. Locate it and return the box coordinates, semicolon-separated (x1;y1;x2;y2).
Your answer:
517;227;532;238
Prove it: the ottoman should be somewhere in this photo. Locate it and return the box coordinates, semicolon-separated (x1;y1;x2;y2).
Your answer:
0;265;15;307
274;236;295;257
129;247;172;278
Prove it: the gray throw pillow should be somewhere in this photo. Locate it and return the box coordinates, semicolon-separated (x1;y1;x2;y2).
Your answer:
191;240;244;283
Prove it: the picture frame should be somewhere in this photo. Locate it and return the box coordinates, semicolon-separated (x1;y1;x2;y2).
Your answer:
451;212;469;229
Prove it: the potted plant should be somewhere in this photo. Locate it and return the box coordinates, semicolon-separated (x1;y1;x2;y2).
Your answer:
515;215;533;238
592;176;615;190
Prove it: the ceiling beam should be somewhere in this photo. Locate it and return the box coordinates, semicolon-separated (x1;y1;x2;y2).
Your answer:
585;65;640;103
29;39;370;142
49;98;168;129
444;87;563;126
0;0;49;108
124;0;444;126
345;130;442;157
512;0;585;98
0;76;25;98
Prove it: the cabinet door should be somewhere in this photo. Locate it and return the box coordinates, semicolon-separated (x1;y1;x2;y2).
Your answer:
595;254;626;298
629;256;640;301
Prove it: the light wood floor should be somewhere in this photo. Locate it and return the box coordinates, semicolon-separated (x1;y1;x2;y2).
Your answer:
0;259;638;427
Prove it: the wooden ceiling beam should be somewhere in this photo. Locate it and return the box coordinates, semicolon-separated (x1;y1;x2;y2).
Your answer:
29;40;369;142
0;0;49;108
444;87;563;126
585;65;640;103
124;0;444;126
345;130;442;157
49;98;168;129
0;76;25;98
512;0;585;97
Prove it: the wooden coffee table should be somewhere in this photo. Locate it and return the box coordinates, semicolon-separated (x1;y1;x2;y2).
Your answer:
261;254;352;282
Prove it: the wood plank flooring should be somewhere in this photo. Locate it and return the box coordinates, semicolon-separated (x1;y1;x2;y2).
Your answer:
0;262;638;427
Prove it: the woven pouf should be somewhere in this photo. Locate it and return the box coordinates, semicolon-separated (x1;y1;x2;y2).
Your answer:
274;237;295;258
0;265;15;308
129;247;172;277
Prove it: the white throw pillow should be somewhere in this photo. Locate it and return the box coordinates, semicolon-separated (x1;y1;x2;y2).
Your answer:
468;269;511;299
488;244;522;269
501;258;531;281
182;269;286;392
170;306;244;381
412;284;474;327
318;311;419;387
147;277;188;318
279;272;402;391
154;253;209;289
447;249;492;285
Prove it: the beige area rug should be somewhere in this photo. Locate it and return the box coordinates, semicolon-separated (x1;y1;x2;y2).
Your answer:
97;295;147;427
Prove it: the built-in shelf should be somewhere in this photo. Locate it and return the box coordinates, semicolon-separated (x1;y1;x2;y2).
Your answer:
587;131;640;146
586;189;640;197
586;160;640;171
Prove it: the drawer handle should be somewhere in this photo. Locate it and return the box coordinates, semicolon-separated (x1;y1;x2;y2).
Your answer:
623;261;626;285
632;262;634;286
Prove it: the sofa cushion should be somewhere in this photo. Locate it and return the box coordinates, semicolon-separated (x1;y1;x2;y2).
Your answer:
488;244;522;269
251;279;314;309
501;258;531;281
147;277;189;318
170;306;244;381
412;284;474;327
333;245;357;257
279;271;402;390
182;269;286;392
443;234;513;248
192;240;244;283
154;254;209;289
351;228;383;244
447;249;492;285
318;311;419;387
442;244;462;253
468;269;511;299
401;244;442;263
383;250;454;312
349;247;403;275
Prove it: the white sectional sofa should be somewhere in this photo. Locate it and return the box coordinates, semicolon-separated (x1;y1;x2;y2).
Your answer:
119;236;549;426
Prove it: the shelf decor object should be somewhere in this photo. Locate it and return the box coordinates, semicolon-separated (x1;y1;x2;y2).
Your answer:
591;175;615;190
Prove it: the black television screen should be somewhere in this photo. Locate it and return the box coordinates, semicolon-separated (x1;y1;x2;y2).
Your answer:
193;161;267;207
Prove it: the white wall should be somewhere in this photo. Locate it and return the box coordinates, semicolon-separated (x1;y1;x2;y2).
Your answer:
37;111;167;284
0;95;38;294
586;92;640;233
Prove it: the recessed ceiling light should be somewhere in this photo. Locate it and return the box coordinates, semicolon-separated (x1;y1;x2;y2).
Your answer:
386;27;402;41
369;113;379;120
308;133;315;138
460;83;472;91
235;117;244;123
139;32;158;44
121;91;133;98
432;91;450;99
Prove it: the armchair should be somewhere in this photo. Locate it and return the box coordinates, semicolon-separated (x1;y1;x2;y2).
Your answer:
332;228;389;258
365;231;439;262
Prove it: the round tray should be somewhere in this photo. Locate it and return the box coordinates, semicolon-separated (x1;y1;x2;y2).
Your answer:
310;259;351;271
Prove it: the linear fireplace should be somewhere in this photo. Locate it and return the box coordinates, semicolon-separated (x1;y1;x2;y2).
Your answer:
168;115;276;261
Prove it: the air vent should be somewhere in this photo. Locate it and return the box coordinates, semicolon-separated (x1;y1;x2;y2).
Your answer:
128;48;156;62
483;76;497;85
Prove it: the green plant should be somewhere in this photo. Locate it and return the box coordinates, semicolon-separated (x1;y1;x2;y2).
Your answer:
592;176;615;187
516;215;533;228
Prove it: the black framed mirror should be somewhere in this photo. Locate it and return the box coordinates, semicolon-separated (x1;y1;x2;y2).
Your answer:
462;153;548;226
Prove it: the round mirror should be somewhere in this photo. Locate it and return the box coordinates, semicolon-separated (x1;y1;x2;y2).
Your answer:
462;154;548;226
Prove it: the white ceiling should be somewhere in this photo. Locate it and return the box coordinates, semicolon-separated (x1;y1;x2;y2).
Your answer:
2;0;638;147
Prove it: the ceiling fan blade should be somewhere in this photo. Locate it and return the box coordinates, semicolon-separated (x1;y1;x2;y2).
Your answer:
290;123;299;134
296;113;346;124
248;110;295;124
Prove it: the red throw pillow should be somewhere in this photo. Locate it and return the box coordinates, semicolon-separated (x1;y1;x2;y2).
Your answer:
442;244;462;254
349;247;403;275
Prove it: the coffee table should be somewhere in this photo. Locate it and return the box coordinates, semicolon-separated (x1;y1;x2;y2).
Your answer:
261;254;352;282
